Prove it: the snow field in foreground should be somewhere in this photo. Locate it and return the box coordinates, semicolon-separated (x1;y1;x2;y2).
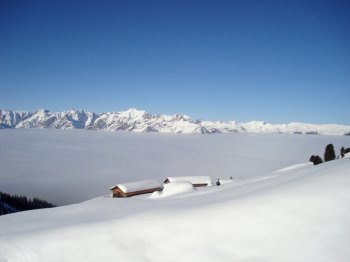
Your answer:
0;158;350;262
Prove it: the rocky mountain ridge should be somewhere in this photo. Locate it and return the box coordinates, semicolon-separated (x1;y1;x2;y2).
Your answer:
1;108;350;135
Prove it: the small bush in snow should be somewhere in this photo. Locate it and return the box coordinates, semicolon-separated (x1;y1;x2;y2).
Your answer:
309;155;323;165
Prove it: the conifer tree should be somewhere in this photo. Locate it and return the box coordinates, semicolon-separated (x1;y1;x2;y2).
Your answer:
310;155;323;165
324;144;336;162
341;147;345;158
309;155;315;163
314;155;323;165
345;148;350;155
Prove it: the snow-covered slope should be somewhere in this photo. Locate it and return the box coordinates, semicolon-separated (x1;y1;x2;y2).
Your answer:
1;158;349;262
1;108;349;135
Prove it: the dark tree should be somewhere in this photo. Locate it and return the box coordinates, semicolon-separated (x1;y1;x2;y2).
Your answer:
324;144;336;162
315;155;323;165
341;147;345;158
309;155;315;163
310;155;323;165
0;191;55;216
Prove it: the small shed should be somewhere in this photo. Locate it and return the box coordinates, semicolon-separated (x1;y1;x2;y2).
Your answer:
110;179;163;198
163;176;212;187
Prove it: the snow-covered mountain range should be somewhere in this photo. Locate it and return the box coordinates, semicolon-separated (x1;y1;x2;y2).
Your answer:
1;108;350;135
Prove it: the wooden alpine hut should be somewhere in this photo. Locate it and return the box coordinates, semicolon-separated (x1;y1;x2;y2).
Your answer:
110;179;163;198
163;176;212;187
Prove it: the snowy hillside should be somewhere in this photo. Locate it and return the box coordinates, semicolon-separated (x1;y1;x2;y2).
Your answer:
1;108;350;135
0;158;349;262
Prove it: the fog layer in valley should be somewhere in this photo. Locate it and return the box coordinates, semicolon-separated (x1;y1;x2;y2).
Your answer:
1;129;349;205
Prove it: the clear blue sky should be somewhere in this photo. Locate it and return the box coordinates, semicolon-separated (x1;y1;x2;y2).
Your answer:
1;0;349;124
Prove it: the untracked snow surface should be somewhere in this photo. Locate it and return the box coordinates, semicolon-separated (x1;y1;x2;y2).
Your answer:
0;158;350;262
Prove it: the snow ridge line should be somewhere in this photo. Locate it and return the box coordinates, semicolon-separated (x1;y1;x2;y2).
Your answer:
1;108;350;135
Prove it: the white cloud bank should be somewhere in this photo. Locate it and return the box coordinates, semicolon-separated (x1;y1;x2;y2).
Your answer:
0;129;349;205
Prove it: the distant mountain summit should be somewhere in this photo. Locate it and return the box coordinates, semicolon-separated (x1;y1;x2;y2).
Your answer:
1;108;350;135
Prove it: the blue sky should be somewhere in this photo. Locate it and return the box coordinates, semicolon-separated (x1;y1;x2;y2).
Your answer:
1;0;349;124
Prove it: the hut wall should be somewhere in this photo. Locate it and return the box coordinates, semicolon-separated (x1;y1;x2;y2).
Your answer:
112;187;162;198
192;183;208;187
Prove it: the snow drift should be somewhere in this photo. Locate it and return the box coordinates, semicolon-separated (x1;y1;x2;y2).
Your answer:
151;181;196;198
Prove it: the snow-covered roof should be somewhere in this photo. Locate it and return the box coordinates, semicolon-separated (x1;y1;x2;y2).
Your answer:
110;179;162;193
150;181;196;198
164;176;212;185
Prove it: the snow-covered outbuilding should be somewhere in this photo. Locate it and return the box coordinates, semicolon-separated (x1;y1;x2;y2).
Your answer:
163;176;212;187
110;179;163;198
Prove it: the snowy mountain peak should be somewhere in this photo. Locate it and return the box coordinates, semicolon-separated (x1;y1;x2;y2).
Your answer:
119;108;147;119
1;108;350;135
34;109;50;116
